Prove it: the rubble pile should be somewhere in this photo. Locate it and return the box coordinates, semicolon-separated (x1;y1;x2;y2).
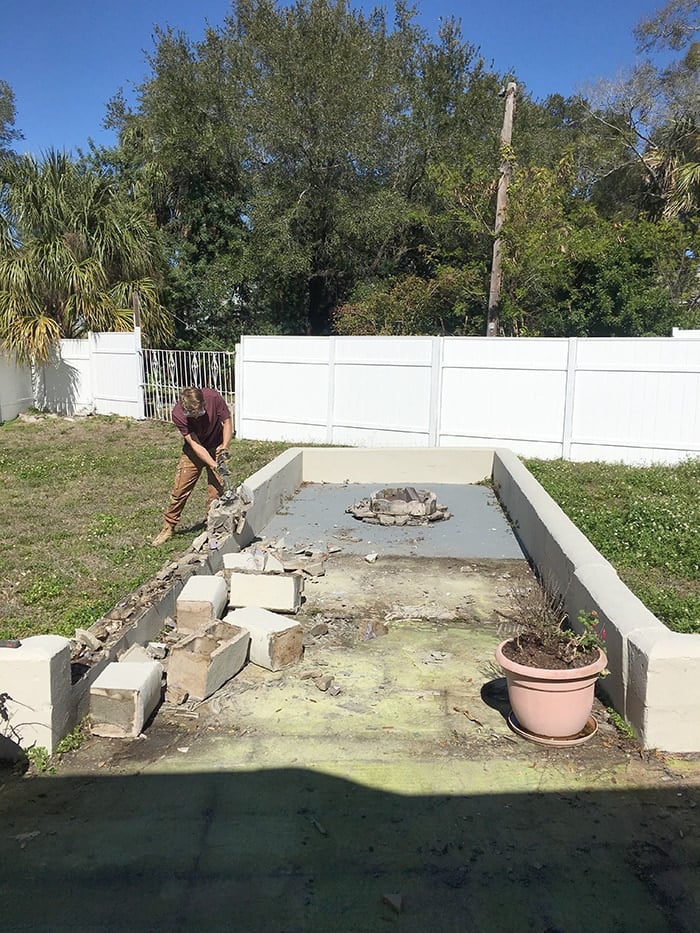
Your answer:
346;486;451;526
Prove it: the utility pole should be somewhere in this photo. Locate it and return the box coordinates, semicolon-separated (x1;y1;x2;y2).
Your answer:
486;81;517;337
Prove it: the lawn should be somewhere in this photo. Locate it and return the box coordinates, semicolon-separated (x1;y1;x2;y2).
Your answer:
0;414;290;641
1;415;697;640
525;457;700;634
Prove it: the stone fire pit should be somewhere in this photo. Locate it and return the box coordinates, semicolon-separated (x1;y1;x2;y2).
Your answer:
346;486;451;526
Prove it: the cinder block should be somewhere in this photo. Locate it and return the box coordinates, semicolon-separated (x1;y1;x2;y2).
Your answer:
228;570;303;613
90;661;163;737
168;621;250;700
176;574;229;633
0;635;72;754
225;607;303;671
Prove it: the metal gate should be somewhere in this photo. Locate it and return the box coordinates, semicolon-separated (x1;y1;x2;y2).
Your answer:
141;348;236;421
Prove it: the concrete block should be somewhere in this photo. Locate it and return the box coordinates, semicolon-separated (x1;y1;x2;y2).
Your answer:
90;661;163;737
0;635;72;754
228;570;303;613
168;621;250;700
176;574;229;633
225;607;303;671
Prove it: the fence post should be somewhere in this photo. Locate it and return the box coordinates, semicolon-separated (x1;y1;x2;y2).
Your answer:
562;337;578;460
429;336;443;447
326;337;336;444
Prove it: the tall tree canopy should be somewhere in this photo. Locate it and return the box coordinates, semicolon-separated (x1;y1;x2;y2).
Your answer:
99;0;698;343
0;151;172;362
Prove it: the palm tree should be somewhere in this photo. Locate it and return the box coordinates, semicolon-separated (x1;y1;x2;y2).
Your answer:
0;150;172;363
644;117;700;219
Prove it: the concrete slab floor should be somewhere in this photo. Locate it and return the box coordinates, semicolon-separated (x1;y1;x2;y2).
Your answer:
2;556;700;931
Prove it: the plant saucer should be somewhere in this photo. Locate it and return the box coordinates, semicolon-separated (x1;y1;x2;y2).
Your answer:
508;713;598;747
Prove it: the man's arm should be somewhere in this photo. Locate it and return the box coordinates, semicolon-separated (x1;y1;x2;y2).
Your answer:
183;433;218;471
216;417;232;455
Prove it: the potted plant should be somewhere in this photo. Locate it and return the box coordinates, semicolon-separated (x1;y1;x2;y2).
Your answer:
495;581;608;746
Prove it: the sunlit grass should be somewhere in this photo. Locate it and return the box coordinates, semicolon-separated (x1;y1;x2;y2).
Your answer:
524;457;700;634
0;415;289;640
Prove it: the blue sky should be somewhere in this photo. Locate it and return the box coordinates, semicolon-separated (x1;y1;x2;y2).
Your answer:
4;0;660;156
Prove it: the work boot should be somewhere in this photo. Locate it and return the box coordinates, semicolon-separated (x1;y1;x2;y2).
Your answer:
151;524;174;547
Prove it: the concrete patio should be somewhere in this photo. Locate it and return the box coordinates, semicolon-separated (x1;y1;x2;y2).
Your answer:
2;456;700;931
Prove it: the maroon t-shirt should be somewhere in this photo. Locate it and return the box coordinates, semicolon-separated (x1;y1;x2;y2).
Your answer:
172;388;231;454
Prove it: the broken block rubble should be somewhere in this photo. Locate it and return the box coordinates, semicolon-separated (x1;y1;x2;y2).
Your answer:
225;607;303;671
168;621;250;700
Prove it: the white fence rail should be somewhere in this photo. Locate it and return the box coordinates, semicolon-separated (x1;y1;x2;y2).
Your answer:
235;335;700;464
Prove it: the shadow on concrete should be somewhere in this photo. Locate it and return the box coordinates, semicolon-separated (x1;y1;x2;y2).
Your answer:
1;767;698;932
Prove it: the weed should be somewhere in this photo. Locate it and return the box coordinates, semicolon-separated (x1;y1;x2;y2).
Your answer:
607;707;637;739
26;746;54;773
55;719;88;756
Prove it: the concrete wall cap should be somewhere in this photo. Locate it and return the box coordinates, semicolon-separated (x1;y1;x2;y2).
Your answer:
2;634;71;659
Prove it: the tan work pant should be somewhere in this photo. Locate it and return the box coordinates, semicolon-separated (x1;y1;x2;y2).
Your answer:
163;447;223;528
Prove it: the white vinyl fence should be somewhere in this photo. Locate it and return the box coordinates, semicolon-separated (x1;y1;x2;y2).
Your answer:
235;335;700;465
35;332;145;418
0;353;33;422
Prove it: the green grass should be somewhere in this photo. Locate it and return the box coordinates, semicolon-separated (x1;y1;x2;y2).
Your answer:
524;457;700;634
0;415;289;641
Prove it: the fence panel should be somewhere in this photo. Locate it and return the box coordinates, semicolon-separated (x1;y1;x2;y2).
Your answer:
235;334;700;465
0;354;34;422
142;348;236;421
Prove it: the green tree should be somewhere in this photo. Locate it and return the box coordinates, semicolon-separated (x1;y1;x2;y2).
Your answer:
0;151;172;363
0;80;21;156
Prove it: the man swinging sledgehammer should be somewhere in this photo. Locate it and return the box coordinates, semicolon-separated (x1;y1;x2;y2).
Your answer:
151;386;232;546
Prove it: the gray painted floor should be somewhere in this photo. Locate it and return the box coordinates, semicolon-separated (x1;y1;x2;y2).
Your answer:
262;483;526;560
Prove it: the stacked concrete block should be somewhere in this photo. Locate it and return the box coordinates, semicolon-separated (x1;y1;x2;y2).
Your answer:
228;570;303;613
90;661;163;738
176;574;228;634
0;636;72;754
168;621;250;700
225;607;303;671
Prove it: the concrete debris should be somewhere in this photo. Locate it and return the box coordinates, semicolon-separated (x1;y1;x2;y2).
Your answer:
299;669;325;680
314;675;334;692
146;642;168;660
364;553;378;563
385;605;454;622
191;532;209;551
310;622;329;637
349;487;450;526
358;619;388;641
74;628;102;651
328;684;342;697
165;684;189;706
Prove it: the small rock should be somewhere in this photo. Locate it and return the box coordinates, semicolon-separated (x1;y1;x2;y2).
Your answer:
328;684;342;697
310;622;329;636
364;552;378;563
146;642;167;660
314;675;334;692
165;684;189;706
358;619;388;641
382;893;403;914
303;560;326;577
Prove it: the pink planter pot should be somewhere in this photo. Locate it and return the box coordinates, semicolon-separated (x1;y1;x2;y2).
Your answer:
495;639;608;739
